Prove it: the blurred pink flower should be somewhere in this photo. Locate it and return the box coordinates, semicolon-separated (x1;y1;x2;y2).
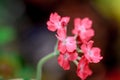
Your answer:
58;36;76;53
47;12;70;32
58;51;78;70
81;40;103;63
77;56;92;80
72;18;94;43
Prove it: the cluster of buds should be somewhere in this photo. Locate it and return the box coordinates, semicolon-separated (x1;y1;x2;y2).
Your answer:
47;12;103;80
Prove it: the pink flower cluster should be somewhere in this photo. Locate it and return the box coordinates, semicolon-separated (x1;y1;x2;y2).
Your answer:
47;12;103;80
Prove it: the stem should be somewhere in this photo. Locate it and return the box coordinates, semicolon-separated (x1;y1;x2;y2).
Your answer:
36;41;59;80
77;48;83;53
73;60;78;66
77;56;81;60
36;52;55;80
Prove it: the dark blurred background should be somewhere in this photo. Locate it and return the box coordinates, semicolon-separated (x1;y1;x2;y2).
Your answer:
0;0;120;80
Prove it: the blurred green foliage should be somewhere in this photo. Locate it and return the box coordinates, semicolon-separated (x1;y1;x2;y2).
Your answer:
0;26;15;45
0;26;35;79
0;51;35;79
14;66;35;79
0;51;22;79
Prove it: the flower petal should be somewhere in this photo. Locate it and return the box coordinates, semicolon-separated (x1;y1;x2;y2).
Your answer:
58;53;70;70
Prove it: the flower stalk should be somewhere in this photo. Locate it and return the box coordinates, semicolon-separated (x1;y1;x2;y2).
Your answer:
36;41;59;80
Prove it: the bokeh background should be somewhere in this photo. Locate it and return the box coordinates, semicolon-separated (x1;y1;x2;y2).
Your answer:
0;0;120;80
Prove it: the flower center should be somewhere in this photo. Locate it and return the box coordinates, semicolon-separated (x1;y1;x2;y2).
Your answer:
55;22;61;29
64;53;69;60
88;49;93;57
80;25;86;33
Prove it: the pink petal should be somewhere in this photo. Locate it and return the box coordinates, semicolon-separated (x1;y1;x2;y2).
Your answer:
81;17;92;29
91;47;103;63
56;28;66;41
81;43;87;53
58;54;70;70
91;47;101;56
58;41;66;53
87;40;94;48
47;21;57;31
61;17;70;27
72;18;81;35
77;56;92;80
80;30;94;43
50;12;61;22
74;18;81;28
69;51;78;61
72;28;78;34
66;37;76;52
85;29;94;38
80;32;87;41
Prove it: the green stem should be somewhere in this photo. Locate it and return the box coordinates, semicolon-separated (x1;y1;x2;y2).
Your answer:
77;48;83;53
73;60;78;66
36;41;59;80
36;52;55;80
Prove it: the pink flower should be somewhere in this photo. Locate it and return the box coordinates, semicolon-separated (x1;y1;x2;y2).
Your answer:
77;56;92;80
58;51;78;70
56;27;76;53
58;36;77;53
72;18;94;43
81;40;103;63
56;28;67;41
47;12;70;32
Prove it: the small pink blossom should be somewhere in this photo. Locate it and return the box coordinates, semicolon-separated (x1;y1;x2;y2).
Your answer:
58;51;78;70
81;40;103;63
72;18;94;43
77;56;92;80
58;36;77;53
56;28;76;53
47;12;70;32
56;28;67;41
